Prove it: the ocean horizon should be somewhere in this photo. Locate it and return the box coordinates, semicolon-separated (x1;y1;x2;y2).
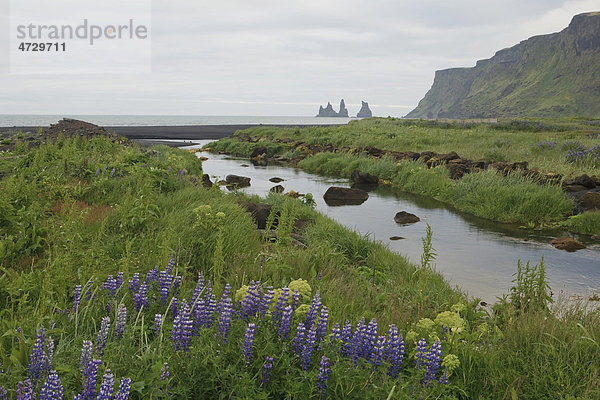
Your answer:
0;114;359;128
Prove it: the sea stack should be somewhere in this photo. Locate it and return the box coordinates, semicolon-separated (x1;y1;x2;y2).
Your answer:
317;99;349;117
357;101;373;118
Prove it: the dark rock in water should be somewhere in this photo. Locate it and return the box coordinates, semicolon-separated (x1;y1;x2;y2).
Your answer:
317;99;349;117
323;186;369;206
579;191;600;210
389;236;405;240
202;174;213;188
357;101;373;118
394;211;420;224
550;237;585;252
269;177;284;183
270;185;285;193
350;170;379;185
250;146;268;159
225;174;251;188
239;202;274;229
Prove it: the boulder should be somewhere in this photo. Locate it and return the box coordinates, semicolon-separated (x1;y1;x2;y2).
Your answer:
563;174;596;189
225;174;251;188
389;236;405;240
202;174;213;188
550;237;585;252
269;177;285;183
446;163;468;180
270;185;285;193
350;170;379;185
323;186;369;206
239;202;274;229
394;211;420;224
579;191;600;210
250;146;268;159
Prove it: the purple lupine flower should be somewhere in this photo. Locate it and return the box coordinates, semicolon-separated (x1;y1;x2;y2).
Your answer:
316;355;331;397
350;318;366;366
258;286;274;318
109;168;116;178
218;289;233;343
240;281;261;319
116;272;124;290
166;256;176;274
73;285;82;314
39;370;63;400
242;323;257;363
329;323;341;347
95;168;101;177
154;314;163;335
439;368;449;384
414;338;428;370
385;325;405;378
96;370;114;400
159;270;174;305
118;168;123;178
170;297;179;320
215;283;230;315
301;325;317;371
272;287;289;329
291;289;301;310
0;386;7;400
43;338;55;375
128;273;140;294
178;169;185;178
114;378;132;400
262;356;274;386
370;336;386;370
95;317;110;356
316;306;329;343
279;305;293;339
203;292;217;328
84;280;94;301
171;300;193;352
115;304;127;339
160;362;169;381
172;276;182;297
79;341;93;373
292;322;306;355
28;326;46;382
146;267;159;284
361;318;378;360
304;292;322;330
423;340;443;386
340;320;353;356
16;379;34;400
82;359;102;400
134;283;148;312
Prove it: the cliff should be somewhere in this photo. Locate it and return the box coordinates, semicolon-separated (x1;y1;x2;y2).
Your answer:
406;12;600;119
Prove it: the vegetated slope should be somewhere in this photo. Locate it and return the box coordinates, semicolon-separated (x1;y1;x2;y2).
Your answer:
406;12;600;119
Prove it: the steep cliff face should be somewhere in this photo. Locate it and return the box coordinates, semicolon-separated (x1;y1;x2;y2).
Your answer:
406;12;600;119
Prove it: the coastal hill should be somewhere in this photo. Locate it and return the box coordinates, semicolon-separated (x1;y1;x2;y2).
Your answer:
406;12;600;119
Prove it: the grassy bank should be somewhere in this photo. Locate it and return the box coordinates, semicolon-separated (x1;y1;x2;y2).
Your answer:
0;135;599;399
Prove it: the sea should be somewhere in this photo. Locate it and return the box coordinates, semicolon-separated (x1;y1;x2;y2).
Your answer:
0;115;355;127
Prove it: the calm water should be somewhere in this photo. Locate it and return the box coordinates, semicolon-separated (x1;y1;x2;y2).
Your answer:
0;115;353;127
192;143;600;303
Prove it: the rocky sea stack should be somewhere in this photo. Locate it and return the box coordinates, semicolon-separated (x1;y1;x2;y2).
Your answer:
356;101;373;118
317;99;349;117
406;12;600;119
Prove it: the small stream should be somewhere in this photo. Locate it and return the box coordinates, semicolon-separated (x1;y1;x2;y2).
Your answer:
186;142;600;303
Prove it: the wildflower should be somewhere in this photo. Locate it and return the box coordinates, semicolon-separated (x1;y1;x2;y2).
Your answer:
166;256;176;274
279;305;293;339
316;355;331;397
301;325;317;370
272;287;289;329
109;167;116;178
218;289;234;343
84;280;94;301
259;286;274;318
350;318;366;365
146;267;159;284
154;314;163;335
73;285;82;314
242;323;257;363
329;323;341;347
159;270;174;305
415;338;428;369
385;325;405;378
115;304;127;339
292;322;306;355
438;368;449;384
82;359;102;400
423;340;443;386
116;272;124;289
240;281;261;319
199;291;216;329
171;300;193;352
160;363;169;381
0;386;7;400
170;297;179;319
39;370;63;400
316;306;329;343
288;279;311;302
95;168;101;177
96;370;115;400
262;356;274;385
370;336;386;370
43;338;55;375
79;340;93;373
128;273;140;294
114;378;132;400
291;289;301;309
16;379;34;400
340;320;353;356
95;317;110;356
215;283;230;315
304;292;322;330
361;318;378;360
134;283;148;311
28;326;46;383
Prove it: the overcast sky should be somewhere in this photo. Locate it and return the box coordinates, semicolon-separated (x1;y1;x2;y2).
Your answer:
1;0;599;117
